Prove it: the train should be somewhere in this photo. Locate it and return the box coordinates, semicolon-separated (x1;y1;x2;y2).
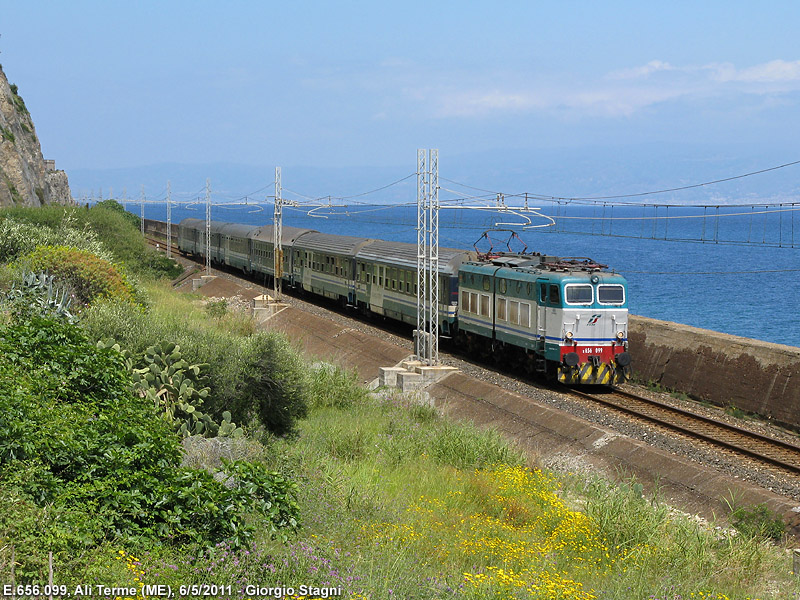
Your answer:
173;217;631;385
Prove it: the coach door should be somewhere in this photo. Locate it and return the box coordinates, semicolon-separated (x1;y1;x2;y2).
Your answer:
369;264;385;315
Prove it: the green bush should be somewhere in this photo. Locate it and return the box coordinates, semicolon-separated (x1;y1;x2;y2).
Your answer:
0;214;111;263
81;295;310;436
224;332;309;436
727;501;785;541
22;245;137;306
0;204;181;279
0;310;300;577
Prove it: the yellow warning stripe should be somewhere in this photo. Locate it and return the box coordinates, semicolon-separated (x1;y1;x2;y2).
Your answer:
559;362;623;385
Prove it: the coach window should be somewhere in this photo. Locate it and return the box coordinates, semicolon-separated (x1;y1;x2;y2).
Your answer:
598;284;625;305
566;284;593;305
549;285;561;306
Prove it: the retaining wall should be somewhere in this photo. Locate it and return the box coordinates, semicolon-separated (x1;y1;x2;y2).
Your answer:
143;218;177;242
628;315;800;429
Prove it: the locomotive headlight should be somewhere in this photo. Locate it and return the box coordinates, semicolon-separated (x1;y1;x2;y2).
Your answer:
616;331;624;340
565;331;574;341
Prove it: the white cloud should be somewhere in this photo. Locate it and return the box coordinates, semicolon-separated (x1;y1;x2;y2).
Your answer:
610;60;676;79
711;59;800;83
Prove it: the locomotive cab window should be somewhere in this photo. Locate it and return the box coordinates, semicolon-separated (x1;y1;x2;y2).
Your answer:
598;284;625;305
549;285;561;306
565;284;593;305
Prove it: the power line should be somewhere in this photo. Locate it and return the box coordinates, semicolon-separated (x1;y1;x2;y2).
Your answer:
443;158;800;204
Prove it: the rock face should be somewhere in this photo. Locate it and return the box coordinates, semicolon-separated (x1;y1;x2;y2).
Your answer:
0;65;72;206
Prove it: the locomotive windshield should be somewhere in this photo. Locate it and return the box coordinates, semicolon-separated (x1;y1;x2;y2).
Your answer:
598;284;625;304
565;284;593;305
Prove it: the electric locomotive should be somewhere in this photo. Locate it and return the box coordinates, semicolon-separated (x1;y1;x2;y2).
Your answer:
457;253;630;384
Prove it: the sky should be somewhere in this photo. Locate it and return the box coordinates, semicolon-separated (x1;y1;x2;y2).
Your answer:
2;1;800;199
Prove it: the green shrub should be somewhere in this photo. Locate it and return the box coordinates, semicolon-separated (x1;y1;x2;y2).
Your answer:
0;213;112;263
723;494;786;541
205;298;228;318
0;311;300;576
22;245;136;306
225;332;309;436
0;204;181;279
81;297;310;436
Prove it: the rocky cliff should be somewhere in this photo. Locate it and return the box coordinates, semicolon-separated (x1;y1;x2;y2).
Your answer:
0;65;72;206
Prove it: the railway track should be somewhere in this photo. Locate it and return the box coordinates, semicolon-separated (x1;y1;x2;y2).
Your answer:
571;387;800;476
147;233;800;479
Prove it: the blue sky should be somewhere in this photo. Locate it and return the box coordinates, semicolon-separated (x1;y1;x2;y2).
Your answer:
2;1;800;198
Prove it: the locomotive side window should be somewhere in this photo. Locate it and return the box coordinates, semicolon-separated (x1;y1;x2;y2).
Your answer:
549;285;561;306
461;290;470;312
509;300;519;324
470;292;478;314
482;275;490;291
565;284;593;305
498;279;507;294
479;294;490;317
497;298;506;321
520;302;530;327
539;284;547;303
598;284;625;304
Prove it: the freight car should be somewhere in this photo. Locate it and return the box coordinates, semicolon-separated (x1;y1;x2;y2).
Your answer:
175;218;630;384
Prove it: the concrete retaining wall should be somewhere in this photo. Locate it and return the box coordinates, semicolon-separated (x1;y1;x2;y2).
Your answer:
629;315;800;429
143;218;178;243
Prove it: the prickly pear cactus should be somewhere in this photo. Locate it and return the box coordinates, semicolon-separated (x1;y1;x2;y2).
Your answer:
129;342;243;438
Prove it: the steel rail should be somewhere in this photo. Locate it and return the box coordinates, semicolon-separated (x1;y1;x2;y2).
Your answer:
572;387;800;475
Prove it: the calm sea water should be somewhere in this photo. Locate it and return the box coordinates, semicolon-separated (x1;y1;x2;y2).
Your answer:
131;201;800;348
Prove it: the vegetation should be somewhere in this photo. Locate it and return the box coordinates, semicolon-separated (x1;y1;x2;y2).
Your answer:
0;202;180;279
0;203;795;598
9;83;29;114
23;245;137;305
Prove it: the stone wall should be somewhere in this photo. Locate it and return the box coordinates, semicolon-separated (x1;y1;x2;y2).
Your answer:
628;315;800;429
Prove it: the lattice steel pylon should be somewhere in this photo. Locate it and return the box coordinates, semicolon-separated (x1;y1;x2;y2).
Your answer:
415;149;439;366
428;149;439;365
416;150;428;363
274;167;283;300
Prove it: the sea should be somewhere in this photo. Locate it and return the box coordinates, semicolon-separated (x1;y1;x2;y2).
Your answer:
128;201;800;348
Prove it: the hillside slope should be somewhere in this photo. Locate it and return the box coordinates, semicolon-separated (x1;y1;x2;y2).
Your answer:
0;64;71;206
